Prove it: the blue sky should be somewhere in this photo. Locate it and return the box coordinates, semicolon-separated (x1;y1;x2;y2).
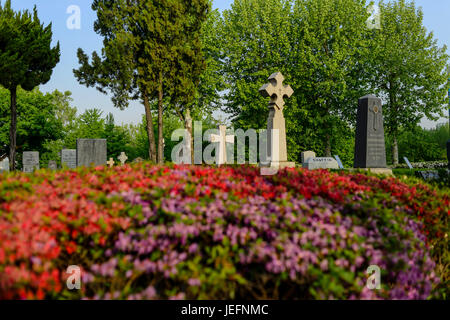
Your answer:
5;0;450;128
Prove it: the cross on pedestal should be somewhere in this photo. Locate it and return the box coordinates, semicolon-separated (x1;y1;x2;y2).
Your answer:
259;72;295;169
118;152;128;165
107;158;115;168
209;125;234;166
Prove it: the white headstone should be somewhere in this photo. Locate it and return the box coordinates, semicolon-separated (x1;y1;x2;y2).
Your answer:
303;157;339;170
0;158;9;173
301;151;316;164
334;155;345;169
209;125;234;166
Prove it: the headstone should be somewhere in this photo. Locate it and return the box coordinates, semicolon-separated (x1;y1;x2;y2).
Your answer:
0;157;9;172
133;157;144;164
404;157;413;170
61;149;77;169
76;139;107;167
259;72;295;169
303;157;339;170
0;158;9;173
301;151;316;164
107;158;115;168
354;95;387;168
415;171;440;181
209;125;234;166
23;151;39;173
118;152;128;165
48;160;58;170
334;155;345;169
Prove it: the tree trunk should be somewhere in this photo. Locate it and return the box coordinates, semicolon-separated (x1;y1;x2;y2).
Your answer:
392;135;399;166
9;86;17;171
325;133;332;157
143;95;157;162
184;108;194;164
157;71;164;164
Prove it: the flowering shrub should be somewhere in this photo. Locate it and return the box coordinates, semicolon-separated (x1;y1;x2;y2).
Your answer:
0;164;448;300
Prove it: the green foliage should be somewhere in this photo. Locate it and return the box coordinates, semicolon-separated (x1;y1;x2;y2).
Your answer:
0;87;64;168
0;0;60;170
386;124;449;163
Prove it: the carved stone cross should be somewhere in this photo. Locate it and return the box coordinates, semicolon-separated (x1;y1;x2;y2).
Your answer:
118;152;128;165
107;158;115;168
259;72;294;111
258;72;295;170
209;125;234;166
369;103;380;131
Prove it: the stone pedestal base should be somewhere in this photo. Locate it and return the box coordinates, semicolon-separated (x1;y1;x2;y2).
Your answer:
261;161;296;169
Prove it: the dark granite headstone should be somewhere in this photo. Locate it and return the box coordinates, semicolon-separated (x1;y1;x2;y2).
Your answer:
61;149;77;169
76;139;107;167
447;139;450;170
23;151;40;173
354;95;387;168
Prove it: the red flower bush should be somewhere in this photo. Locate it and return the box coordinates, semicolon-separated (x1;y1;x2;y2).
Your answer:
0;164;448;299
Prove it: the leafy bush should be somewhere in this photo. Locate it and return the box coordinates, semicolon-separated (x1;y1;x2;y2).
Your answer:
0;164;448;300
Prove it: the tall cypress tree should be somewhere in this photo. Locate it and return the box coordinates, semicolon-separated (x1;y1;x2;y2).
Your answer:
0;0;60;170
74;0;209;164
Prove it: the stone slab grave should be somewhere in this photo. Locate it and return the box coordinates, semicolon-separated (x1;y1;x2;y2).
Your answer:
23;151;39;173
0;158;9;173
77;139;107;167
48;160;58;170
301;151;316;165
404;157;413;170
209;125;234;166
334;155;345;169
354;95;392;175
303;157;339;170
61;149;77;169
259;72;295;169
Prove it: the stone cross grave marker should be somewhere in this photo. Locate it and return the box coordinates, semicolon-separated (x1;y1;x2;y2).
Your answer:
77;139;107;167
118;152;128;165
354;95;387;168
209;125;234;166
23;151;39;173
107;158;115;168
403;157;413;169
61;149;77;169
259;72;295;168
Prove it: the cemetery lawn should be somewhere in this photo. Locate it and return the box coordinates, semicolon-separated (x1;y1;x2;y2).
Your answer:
0;164;448;300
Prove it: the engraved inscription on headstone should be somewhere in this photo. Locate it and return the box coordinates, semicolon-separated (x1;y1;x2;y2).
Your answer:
23;151;40;173
76;139;107;167
354;95;387;168
303;157;339;170
61;149;77;169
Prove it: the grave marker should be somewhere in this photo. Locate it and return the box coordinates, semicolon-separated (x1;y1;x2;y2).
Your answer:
77;139;107;167
61;149;77;169
107;158;115;168
404;157;413;170
354;95;388;169
118;152;128;165
334;155;345;169
303;157;339;170
301;151;316;164
48;160;58;170
209;125;234;166
259;72;295;169
23;151;39;173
